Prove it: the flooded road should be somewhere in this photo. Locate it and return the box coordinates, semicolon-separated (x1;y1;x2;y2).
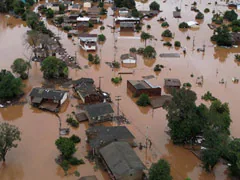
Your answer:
0;0;240;179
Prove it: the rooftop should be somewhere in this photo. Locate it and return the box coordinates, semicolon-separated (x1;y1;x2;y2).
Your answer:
86;126;135;149
128;80;153;90
120;22;135;28
79;33;98;38
99;142;145;179
29;88;67;101
164;78;181;87
73;78;94;86
85;103;114;118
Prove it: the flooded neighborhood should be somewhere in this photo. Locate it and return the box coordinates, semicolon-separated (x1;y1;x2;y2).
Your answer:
0;0;240;179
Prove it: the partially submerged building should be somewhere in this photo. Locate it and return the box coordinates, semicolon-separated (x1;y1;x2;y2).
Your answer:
68;4;81;12
115;17;140;24
88;6;100;16
46;2;60;12
173;11;181;18
164;78;181;89
84;103;114;124
86;126;135;151
99;142;145;180
29;87;68;112
79;34;97;51
119;7;129;17
73;78;104;104
127;80;162;97
120;22;135;31
121;53;137;65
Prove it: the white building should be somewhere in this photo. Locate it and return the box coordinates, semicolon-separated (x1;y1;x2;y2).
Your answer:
79;34;98;51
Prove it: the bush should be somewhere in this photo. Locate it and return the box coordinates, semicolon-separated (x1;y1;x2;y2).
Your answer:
100;7;107;15
46;8;54;18
69;157;84;165
111;76;122;84
201;91;217;101
235;54;240;61
204;8;210;13
137;47;144;54
154;64;161;72
130;47;137;53
112;61;120;68
161;22;169;27
98;34;106;42
63;26;72;31
183;82;192;89
179;22;189;28
88;21;93;28
186;35;191;40
147;25;151;29
174;41;181;47
149;1;160;11
66;116;79;128
93;55;100;64
224;10;238;22
232;26;240;32
100;26;105;30
137;94;150;106
135;24;142;31
143;46;156;58
195;11;204;19
60;160;70;173
163;42;172;47
88;54;94;62
70;135;81;143
132;8;140;17
162;29;172;37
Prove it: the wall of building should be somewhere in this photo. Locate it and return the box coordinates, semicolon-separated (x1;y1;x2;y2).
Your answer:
60;92;68;105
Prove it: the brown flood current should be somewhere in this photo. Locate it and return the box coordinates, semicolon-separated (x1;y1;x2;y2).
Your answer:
0;0;240;179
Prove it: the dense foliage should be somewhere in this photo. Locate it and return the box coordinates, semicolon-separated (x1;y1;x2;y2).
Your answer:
0;122;21;162
114;0;135;9
149;159;172;180
149;1;160;11
224;10;238;22
195;11;204;19
11;58;31;79
211;25;232;47
41;56;68;79
141;32;152;47
0;70;24;100
162;29;173;38
137;94;150;106
143;46;156;58
179;22;189;28
98;34;106;42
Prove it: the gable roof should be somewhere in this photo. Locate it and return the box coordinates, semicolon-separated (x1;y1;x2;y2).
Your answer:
99;142;145;179
85;103;114;118
86;126;135;149
73;78;94;86
29;88;67;101
75;82;97;99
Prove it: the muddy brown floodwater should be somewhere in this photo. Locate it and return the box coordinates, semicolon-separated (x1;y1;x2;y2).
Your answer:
0;0;240;179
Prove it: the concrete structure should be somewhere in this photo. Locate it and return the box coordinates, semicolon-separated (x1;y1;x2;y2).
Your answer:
127;80;161;97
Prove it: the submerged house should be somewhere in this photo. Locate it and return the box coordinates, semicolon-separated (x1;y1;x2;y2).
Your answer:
120;22;135;31
86;126;135;151
73;78;103;104
164;78;181;89
99;142;145;180
46;2;60;12
88;6;100;16
84;103;114;124
79;34;97;51
127;80;162;97
119;7;129;17
29;87;68;112
115;17;140;24
121;53;137;66
68;4;81;12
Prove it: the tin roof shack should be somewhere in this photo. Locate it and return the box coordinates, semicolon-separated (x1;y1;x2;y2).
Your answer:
84;103;114;124
79;176;98;180
164;78;181;89
99;142;145;180
120;22;134;31
86;126;135;151
46;2;60;12
127;80;161;97
79;34;97;51
73;78;104;104
231;32;240;45
68;4;81;12
29;88;68;112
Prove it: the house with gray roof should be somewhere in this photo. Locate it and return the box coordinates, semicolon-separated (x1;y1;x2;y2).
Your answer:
84;103;114;124
99;142;145;180
164;78;181;89
86;126;135;150
29;87;68;112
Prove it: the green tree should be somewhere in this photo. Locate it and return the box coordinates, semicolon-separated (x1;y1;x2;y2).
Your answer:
164;88;205;144
195;11;204;19
131;8;140;17
161;22;169;27
88;54;94;62
41;56;68;79
55;137;76;159
211;25;232;47
46;8;54;18
136;94;150;106
11;58;31;79
162;29;172;38
224;10;238;22
114;0;135;9
143;46;156;58
149;1;160;11
149;159;172;180
141;31;152;47
179;22;189;28
26;12;39;29
98;34;106;42
0;70;24;100
59;3;65;14
174;41;181;47
0;122;21;162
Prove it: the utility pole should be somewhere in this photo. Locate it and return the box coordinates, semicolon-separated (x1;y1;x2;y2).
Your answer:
115;96;121;116
192;36;195;51
99;76;104;91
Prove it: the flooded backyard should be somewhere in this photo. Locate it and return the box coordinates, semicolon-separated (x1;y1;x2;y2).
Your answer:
0;0;240;179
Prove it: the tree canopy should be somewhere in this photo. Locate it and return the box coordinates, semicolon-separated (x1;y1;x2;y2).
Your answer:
143;46;156;58
224;10;238;22
137;94;150;106
114;0;135;9
0;70;24;100
211;25;232;47
162;29;173;38
149;1;160;11
11;58;31;79
149;159;172;180
55;137;76;159
0;122;21;162
41;56;68;79
141;32;152;47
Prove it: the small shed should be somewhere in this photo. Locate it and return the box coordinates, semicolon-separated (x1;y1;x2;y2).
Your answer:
164;78;181;88
173;11;181;18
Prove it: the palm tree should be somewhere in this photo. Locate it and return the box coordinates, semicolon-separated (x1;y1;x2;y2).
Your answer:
141;31;152;47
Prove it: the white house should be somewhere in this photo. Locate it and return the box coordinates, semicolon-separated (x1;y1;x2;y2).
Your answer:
79;34;98;51
46;2;60;12
83;1;92;8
